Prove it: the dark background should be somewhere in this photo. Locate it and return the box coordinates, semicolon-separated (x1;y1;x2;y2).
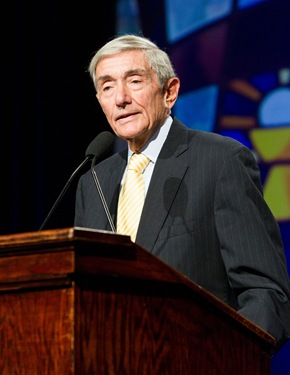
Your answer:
1;1;117;234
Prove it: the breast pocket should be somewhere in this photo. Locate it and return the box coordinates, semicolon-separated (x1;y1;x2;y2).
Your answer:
158;220;198;240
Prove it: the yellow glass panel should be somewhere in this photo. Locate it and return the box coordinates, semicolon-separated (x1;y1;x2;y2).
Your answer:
250;127;290;162
263;165;290;221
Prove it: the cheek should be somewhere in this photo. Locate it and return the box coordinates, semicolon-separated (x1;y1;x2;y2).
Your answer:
142;94;162;112
98;99;111;115
149;95;166;115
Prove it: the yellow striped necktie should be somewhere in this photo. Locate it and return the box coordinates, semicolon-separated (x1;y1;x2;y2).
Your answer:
117;152;150;242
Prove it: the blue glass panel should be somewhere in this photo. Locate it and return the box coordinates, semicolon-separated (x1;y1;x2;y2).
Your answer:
165;0;233;43
174;85;218;132
238;0;268;9
222;91;258;116
259;87;290;127
250;73;278;94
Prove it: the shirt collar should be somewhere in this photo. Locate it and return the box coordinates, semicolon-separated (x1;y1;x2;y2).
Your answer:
127;116;173;164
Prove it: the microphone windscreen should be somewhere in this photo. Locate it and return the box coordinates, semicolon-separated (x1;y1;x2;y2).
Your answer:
85;131;115;160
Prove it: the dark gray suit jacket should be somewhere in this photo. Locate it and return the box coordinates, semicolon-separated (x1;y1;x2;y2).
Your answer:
75;117;290;348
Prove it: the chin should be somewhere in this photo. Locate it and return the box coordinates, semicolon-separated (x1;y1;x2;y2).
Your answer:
118;126;144;140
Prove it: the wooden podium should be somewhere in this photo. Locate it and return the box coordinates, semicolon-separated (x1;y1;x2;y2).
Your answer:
0;227;275;375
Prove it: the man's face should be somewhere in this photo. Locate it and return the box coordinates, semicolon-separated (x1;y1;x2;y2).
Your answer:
95;50;178;150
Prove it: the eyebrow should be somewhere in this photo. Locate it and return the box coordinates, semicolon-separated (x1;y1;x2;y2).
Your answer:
97;68;148;84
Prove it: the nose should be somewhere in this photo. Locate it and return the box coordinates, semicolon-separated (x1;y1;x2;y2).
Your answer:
115;82;132;107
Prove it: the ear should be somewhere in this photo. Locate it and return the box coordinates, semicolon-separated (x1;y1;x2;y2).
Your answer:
164;77;180;109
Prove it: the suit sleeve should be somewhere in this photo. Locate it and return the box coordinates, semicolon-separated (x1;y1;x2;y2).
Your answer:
214;143;290;349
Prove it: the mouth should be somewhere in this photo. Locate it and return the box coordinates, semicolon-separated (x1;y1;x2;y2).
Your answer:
116;112;138;122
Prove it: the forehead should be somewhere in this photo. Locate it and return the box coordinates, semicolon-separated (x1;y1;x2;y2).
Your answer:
96;50;150;77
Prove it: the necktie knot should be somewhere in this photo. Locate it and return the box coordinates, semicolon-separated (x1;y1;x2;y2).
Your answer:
128;153;150;174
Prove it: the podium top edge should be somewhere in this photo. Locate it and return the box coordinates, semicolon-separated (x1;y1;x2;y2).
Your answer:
0;227;131;248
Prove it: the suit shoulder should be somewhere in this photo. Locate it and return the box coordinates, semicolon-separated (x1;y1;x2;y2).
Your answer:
173;117;245;150
194;129;244;148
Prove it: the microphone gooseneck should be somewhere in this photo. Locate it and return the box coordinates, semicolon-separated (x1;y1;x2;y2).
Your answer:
90;158;116;233
39;131;114;231
90;132;116;232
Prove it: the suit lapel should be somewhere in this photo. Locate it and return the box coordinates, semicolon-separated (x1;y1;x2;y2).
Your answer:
136;119;190;252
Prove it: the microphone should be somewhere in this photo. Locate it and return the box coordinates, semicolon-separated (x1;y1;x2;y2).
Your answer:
90;133;116;233
39;131;114;231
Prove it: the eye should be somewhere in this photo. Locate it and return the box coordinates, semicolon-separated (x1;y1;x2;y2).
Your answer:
101;83;114;95
128;76;145;89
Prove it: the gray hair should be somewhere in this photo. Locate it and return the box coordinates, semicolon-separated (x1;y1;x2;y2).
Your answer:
88;34;177;92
